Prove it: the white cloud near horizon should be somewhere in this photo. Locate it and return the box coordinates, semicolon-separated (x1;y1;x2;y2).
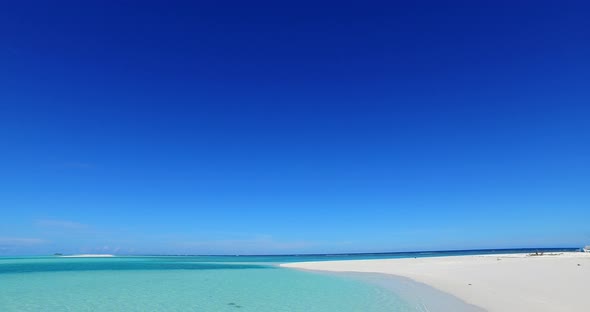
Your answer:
0;237;46;246
172;236;315;254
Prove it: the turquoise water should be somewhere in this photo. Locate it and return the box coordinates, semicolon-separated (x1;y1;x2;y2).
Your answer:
0;256;412;311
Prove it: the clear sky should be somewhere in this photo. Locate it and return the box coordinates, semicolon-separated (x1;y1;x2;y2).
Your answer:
1;1;589;255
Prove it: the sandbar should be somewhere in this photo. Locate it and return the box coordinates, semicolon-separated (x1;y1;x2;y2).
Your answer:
281;252;590;312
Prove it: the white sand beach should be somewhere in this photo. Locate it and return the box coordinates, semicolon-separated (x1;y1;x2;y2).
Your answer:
282;252;590;312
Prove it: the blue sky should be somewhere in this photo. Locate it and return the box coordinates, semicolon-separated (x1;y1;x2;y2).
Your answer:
1;1;589;255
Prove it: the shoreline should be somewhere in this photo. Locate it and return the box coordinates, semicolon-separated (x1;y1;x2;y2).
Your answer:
315;270;484;312
281;252;590;312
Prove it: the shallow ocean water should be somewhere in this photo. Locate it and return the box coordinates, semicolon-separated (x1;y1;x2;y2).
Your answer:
0;256;412;312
